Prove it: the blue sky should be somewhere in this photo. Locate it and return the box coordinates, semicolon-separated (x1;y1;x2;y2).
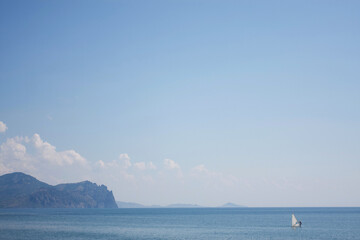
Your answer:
1;0;360;207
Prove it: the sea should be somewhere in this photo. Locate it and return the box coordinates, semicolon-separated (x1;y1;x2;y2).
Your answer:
0;207;359;240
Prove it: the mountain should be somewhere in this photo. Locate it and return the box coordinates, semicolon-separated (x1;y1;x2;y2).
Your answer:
116;201;205;208
116;201;146;208
167;203;202;208
0;172;118;208
220;202;247;208
116;201;248;208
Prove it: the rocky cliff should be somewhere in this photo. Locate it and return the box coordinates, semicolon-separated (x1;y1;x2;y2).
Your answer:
0;172;118;208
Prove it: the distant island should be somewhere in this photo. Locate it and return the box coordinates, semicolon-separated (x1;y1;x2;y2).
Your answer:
0;172;118;208
116;201;246;208
220;202;247;208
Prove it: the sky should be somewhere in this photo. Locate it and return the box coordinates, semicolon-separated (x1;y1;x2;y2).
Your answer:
1;0;360;207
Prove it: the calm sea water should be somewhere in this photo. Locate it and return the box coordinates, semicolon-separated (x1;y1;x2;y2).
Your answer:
0;208;359;240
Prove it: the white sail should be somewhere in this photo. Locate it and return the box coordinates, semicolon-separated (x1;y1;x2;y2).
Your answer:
292;214;300;227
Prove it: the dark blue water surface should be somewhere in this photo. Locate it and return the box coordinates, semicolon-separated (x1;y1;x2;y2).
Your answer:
0;208;359;240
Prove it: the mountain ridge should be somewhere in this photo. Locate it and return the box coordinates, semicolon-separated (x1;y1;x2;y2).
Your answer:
116;201;247;208
0;172;118;208
220;202;247;208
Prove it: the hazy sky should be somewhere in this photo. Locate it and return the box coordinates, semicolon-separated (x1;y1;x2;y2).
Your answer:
1;0;360;207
